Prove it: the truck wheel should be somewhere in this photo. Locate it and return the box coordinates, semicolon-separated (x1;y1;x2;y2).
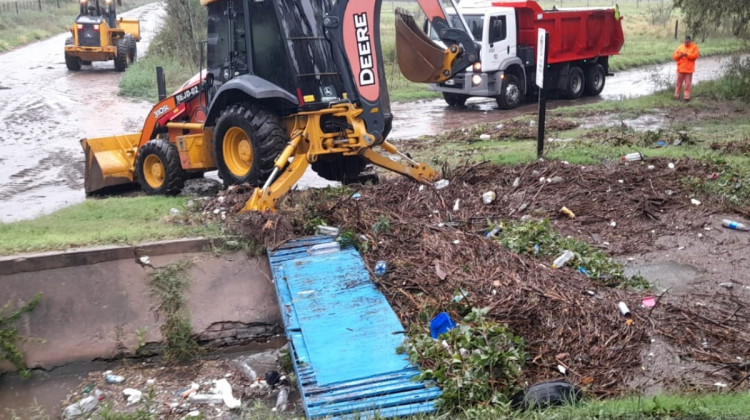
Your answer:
64;37;81;71
213;104;287;186
134;139;185;195
564;66;585;99
584;64;606;96
114;37;130;72
126;35;137;63
496;74;523;110
311;155;368;184
442;92;468;107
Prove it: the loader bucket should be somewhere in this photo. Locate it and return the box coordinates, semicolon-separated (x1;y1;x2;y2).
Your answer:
81;133;140;194
395;9;453;83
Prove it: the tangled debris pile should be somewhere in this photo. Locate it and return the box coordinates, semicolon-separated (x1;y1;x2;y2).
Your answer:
203;158;750;395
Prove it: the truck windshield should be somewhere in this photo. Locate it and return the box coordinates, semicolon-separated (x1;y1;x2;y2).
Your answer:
428;14;483;41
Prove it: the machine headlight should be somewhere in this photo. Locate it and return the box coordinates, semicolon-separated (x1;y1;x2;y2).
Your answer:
471;74;482;86
472;62;482;72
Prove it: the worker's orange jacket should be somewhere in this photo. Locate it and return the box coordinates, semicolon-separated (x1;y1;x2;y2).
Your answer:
673;43;700;74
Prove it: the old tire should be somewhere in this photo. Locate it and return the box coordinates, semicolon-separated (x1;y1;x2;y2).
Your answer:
134;139;185;195
496;74;523;110
126;35;137;63
584;64;606;96
114;37;130;72
311;155;369;184
511;381;582;410
442;92;468;107
213;104;287;186
564;66;585;99
64;37;81;71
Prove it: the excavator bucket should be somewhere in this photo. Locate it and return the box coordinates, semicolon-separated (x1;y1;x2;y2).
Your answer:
395;9;454;83
81;133;140;194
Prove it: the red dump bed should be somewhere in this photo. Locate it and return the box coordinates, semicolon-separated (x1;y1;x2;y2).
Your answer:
494;1;624;64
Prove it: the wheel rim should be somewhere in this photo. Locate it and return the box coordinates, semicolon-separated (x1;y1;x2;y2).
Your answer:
143;154;165;189
593;71;604;90
572;73;583;95
505;83;521;105
223;126;253;177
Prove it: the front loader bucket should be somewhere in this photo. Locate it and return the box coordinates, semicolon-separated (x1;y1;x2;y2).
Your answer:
395;9;453;83
81;133;140;194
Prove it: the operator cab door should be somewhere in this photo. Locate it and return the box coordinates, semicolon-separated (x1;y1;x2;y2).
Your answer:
481;9;515;72
206;0;249;100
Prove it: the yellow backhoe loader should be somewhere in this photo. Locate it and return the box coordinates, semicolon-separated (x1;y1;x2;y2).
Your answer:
65;0;140;71
81;0;479;211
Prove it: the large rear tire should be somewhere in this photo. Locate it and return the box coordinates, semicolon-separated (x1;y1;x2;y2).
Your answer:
114;37;130;72
442;92;468;107
134;139;185;195
496;74;523;110
64;37;81;71
311;155;369;184
584;64;606;96
126;34;137;63
563;66;585;99
213;104;287;187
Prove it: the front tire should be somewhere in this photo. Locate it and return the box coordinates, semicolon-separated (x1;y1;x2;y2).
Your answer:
584;64;606;96
564;66;585;99
64;37;81;71
442;92;468;107
496;74;523;110
213;104;287;186
114;37;130;72
134;139;185;195
126;35;137;63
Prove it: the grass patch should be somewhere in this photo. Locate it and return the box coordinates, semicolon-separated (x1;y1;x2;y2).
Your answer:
0;0;151;52
119;54;199;102
0;196;221;256
0;293;42;378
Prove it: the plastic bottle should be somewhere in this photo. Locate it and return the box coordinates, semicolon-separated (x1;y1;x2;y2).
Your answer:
307;242;340;255
375;261;387;276
722;219;750;231
482;191;496;204
273;386;289;412
316;225;340;237
105;373;125;384
485;226;501;238
552;250;575;269
63;390;102;419
621;152;643;162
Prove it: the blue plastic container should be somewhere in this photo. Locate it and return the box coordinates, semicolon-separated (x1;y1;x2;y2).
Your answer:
430;312;456;339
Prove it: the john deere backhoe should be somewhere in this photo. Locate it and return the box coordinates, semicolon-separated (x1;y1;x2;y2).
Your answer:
81;0;479;211
65;0;140;71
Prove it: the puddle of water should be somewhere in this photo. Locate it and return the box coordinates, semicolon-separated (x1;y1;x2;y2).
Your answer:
580;113;670;132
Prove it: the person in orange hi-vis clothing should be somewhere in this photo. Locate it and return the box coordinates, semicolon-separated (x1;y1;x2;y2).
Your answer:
673;35;699;102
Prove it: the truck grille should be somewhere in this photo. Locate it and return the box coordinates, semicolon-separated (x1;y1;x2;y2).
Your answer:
79;25;100;47
440;78;465;90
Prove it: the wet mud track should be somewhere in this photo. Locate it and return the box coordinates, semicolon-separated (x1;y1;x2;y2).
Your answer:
0;21;737;222
0;3;165;222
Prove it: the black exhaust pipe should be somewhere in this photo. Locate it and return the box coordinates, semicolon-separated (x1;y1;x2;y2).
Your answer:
156;66;167;101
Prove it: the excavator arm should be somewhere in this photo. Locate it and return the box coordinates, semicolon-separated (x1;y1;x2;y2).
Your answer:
244;0;477;212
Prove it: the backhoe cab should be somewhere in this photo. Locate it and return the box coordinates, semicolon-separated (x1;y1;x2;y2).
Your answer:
81;0;479;212
64;0;140;71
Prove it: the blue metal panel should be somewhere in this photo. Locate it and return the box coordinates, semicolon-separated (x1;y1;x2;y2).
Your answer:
268;237;440;419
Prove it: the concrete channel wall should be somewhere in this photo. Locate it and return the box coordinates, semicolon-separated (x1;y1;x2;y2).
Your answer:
0;239;281;372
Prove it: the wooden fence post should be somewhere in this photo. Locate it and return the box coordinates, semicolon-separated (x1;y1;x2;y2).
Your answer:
674;20;679;40
38;0;42;11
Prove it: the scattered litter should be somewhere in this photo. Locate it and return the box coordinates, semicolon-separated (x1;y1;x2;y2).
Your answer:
520;214;532;222
618;179;624;184
63;390;102;419
547;176;564;184
452;239;460;245
559;207;575;219
610;221;617;228
105;372;125;384
552;250;574;269
539;177;546;183
657;141;666;147
186;411;201;418
187;393;223;404
374;260;387;276
511;381;582;410
690;198;701;206
668;162;675;169
708;172;720;180
351;192;361;200
230;358;258;382
214;378;241;409
273;386;289;412
169;208;180;215
316;225;339;237
641;296;656;308
719;282;734;290
265;371;281;388
146;379;155;386
434;179;450;190
453;199;460;211
485;226;501;238
479;133;491;140
557;365;567;374
482;191;496;204
418;185;425;191
430;312;456;339
621;152;643;162
123;388;142;405
647;165;655;170
618;302;631;317
308;242;340;255
577;267;589;277
722;219;749;231
176;383;199;398
512;177;520;187
714;382;728;388
138;256;151;266
533;244;540;254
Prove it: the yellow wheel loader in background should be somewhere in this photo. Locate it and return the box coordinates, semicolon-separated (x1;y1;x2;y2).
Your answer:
65;0;140;71
81;0;479;211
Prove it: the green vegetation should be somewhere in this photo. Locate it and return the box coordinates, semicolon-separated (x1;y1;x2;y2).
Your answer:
0;293;41;378
148;260;201;363
494;219;649;288
399;307;526;412
0;196;220;256
0;0;150;52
